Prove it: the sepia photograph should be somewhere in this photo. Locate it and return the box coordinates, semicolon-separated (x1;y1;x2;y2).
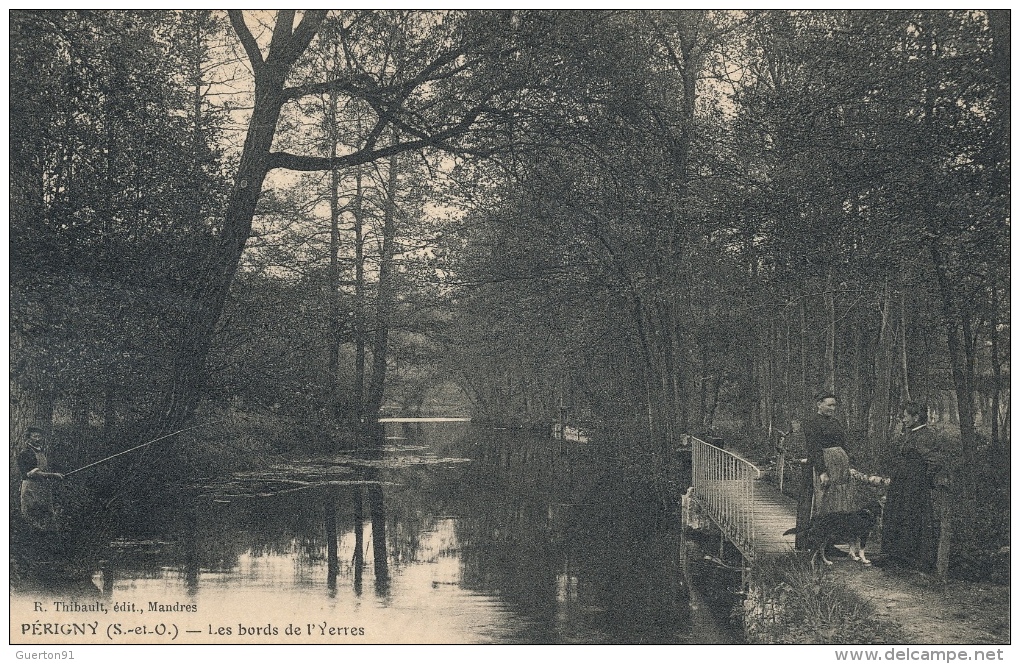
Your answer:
8;9;1010;653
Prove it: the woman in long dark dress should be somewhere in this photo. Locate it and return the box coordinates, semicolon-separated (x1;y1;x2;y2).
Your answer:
802;392;853;517
881;403;948;572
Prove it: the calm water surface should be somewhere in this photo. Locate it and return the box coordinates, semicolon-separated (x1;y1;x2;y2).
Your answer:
12;422;740;644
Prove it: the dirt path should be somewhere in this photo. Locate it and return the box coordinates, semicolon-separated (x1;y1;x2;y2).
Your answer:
829;563;1009;644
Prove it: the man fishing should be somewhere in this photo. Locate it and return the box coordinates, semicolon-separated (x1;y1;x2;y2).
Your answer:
17;426;65;530
16;423;199;535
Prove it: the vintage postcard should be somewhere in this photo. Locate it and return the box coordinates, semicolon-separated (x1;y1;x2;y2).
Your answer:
9;9;1010;651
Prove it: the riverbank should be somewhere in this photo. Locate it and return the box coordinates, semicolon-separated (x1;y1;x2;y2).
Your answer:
742;551;1009;645
13;423;734;644
831;562;1009;644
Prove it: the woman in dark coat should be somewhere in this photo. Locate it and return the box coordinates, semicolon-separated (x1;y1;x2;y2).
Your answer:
881;402;948;572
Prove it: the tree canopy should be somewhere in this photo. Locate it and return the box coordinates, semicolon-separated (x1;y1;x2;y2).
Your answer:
10;10;1009;481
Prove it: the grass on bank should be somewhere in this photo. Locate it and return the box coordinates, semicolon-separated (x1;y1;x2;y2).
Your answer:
743;552;906;645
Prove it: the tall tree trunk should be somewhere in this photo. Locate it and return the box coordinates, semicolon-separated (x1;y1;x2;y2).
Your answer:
987;10;1010;180
698;368;708;430
929;242;977;491
364;148;400;421
849;315;863;435
900;286;911;401
824;271;836;391
163;11;325;426
165;81;286;423
870;282;894;459
705;373;722;429
353;165;367;423
784;306;792;421
764;319;776;436
987;12;1008;450
327;91;343;423
989;281;1002;448
800;298;809;407
962;314;980;439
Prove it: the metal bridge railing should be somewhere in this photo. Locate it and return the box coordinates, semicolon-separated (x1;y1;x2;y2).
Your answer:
690;436;762;559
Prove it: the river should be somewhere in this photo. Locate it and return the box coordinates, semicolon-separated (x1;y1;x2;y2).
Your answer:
10;421;743;644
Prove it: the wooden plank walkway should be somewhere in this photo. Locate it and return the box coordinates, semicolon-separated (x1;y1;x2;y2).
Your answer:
694;478;799;560
688;437;802;561
747;479;798;558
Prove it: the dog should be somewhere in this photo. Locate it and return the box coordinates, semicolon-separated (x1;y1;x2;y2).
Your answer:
783;502;883;566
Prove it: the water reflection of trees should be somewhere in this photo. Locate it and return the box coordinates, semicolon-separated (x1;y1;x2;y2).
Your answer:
321;424;695;643
56;423;699;643
450;430;691;644
17;430;445;598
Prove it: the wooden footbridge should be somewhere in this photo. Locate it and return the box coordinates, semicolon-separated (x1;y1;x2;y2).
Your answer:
685;437;800;563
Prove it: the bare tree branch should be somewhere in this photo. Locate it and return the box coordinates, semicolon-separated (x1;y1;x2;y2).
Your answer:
227;10;265;77
266;108;484;172
281;76;373;101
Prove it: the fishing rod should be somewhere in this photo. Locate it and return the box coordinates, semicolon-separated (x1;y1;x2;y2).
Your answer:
64;424;206;478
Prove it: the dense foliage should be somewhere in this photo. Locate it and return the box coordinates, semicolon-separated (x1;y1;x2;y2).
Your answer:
10;12;1008;540
10;11;228;446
